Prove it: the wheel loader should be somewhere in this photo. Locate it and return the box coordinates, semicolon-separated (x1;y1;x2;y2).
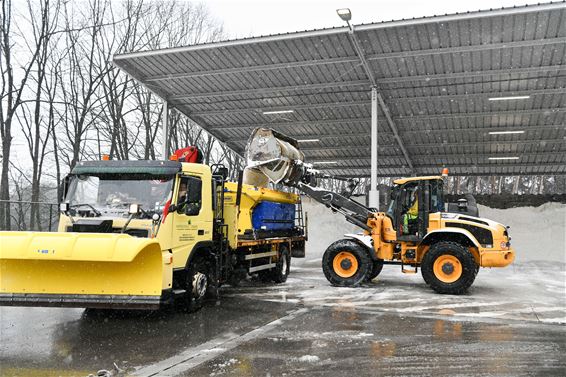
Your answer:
245;128;515;294
0;147;307;310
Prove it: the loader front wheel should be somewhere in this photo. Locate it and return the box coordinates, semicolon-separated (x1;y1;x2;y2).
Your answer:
421;241;476;295
323;239;371;287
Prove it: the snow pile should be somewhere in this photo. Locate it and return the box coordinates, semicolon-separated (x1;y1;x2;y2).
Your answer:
301;196;565;264
478;202;565;264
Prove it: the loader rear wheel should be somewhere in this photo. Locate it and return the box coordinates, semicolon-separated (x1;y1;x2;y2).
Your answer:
421;241;476;295
366;259;384;281
322;239;371;287
184;256;215;312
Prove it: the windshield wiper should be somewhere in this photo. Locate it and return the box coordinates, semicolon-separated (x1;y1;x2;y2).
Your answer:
70;203;102;217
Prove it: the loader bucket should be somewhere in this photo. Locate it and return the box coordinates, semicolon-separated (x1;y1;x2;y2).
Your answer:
0;232;169;310
245;127;305;184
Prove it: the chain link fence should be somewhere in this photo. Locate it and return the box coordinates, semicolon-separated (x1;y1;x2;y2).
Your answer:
0;200;60;232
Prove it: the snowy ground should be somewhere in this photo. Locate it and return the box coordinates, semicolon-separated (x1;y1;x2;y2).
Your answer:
0;201;564;376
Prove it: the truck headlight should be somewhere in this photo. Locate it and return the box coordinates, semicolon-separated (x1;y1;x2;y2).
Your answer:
500;241;509;250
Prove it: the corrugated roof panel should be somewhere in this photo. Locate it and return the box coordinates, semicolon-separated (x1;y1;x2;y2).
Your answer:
113;2;566;177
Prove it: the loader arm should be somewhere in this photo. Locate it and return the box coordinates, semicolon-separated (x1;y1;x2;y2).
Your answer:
296;182;373;231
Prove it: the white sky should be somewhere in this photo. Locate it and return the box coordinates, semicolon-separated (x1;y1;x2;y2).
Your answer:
11;0;545;168
202;0;544;38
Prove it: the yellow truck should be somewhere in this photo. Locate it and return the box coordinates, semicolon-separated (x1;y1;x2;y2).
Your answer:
0;154;306;311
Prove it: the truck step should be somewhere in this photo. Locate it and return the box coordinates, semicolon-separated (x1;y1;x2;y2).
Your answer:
249;263;276;273
245;250;277;260
172;289;186;296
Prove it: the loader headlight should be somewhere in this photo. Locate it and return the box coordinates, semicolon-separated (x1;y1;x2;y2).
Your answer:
500;241;509;250
60;202;70;212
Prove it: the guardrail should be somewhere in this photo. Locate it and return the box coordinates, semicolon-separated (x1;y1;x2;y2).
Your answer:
0;200;59;231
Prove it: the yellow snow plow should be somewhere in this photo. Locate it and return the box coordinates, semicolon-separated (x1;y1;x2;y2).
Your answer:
0;231;169;309
0;148;307;311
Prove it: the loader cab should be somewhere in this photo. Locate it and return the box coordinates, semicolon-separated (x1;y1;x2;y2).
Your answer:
388;177;444;242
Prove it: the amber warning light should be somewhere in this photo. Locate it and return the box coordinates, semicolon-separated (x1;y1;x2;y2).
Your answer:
442;168;449;177
101;154;110;161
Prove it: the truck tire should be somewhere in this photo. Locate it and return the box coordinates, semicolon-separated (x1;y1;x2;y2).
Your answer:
421;241;477;295
366;259;384;281
184;256;213;312
271;244;291;283
322;239;371;287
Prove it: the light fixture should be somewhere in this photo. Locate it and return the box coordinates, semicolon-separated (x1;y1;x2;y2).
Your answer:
488;157;520;160
314;161;338;164
488;95;530;101
262;110;294;115
488;130;525;135
336;8;352;22
297;139;320;143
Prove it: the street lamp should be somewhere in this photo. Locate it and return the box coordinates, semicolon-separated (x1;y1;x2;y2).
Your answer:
336;8;353;31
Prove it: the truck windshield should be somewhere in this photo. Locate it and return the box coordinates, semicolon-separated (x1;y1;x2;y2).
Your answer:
66;175;174;214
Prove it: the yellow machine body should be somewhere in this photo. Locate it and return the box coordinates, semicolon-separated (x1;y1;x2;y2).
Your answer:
222;182;299;248
0;161;305;309
366;212;515;267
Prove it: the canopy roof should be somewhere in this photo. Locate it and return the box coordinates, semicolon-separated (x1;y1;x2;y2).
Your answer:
114;2;566;177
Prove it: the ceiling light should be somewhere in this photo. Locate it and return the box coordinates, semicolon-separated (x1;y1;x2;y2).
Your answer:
314;161;338;164
488;130;525;135
336;8;352;22
297;139;320;143
488;96;530;101
262;110;294;115
488;156;520;160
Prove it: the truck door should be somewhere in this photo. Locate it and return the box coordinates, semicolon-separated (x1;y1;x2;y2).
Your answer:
170;175;213;269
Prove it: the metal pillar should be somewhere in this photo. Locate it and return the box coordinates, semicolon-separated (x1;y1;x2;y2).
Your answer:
162;100;170;159
368;86;379;209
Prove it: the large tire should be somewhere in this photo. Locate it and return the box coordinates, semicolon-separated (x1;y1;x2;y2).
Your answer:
271;244;291;283
184;256;215;312
322;239;371;287
366;259;384;281
421;241;477;294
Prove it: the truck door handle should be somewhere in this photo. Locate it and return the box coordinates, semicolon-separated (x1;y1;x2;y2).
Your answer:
198;229;204;235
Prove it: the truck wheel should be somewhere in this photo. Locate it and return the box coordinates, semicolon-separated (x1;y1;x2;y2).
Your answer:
271;244;291;283
184;256;213;312
322;239;371;287
366;259;384;281
421;241;477;295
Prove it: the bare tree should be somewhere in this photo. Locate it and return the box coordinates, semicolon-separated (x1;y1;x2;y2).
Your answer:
0;0;46;228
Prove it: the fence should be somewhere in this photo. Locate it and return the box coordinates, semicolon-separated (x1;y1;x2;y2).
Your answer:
0;200;60;232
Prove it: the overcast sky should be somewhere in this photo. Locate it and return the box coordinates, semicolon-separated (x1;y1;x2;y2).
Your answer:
203;0;544;38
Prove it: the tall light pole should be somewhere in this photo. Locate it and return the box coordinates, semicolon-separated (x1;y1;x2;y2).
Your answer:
336;8;379;209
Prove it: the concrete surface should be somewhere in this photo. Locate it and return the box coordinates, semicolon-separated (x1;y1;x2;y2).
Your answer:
1;258;565;377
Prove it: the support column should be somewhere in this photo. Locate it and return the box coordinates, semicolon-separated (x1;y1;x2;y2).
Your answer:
162;100;170;159
368;86;379;209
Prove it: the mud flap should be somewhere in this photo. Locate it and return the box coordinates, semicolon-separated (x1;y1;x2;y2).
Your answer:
0;232;169;309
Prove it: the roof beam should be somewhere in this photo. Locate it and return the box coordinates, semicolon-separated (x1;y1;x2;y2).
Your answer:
377;65;566;85
170;80;370;101
365;37;566;61
183;95;566;118
208;118;371;131
141;38;566;83
388;88;566;102
227;124;564;142
319;162;566;174
397;108;566;121
308;151;566;162
189;100;371;117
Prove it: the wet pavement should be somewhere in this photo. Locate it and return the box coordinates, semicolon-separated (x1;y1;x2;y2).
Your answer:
1;260;565;376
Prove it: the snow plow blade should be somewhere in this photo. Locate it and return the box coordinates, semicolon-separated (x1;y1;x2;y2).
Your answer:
0;232;171;310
